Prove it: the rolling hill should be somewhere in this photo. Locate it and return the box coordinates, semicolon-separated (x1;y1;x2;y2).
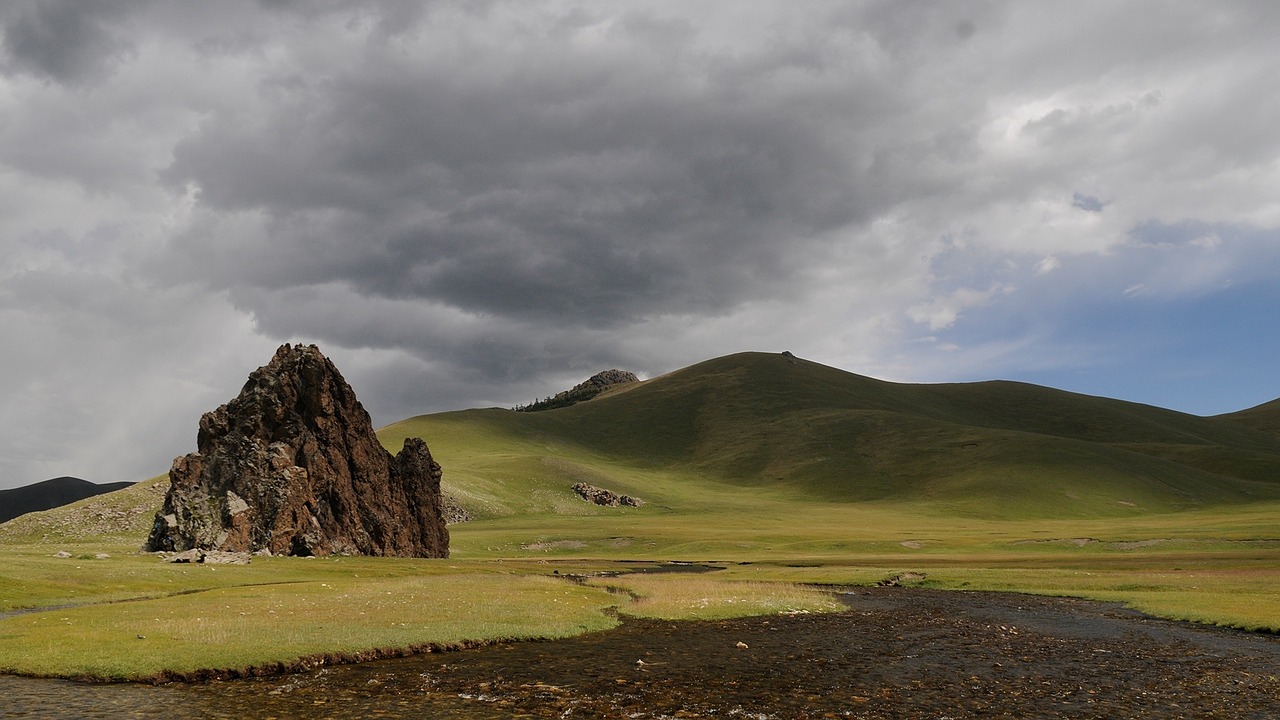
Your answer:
0;477;135;524
381;351;1280;521
1218;397;1280;437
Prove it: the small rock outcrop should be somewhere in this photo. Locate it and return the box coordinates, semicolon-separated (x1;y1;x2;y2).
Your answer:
571;482;643;507
163;549;252;565
441;493;472;524
145;344;449;558
574;369;640;391
516;369;639;412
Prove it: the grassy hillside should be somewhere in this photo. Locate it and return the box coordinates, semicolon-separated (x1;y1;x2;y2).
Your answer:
0;475;168;545
1218;397;1280;437
382;351;1280;521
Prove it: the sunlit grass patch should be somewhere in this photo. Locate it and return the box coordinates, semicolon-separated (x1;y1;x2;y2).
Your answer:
596;574;843;620
1080;567;1280;633
0;573;617;680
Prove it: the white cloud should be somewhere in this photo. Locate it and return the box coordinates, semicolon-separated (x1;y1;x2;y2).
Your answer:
1035;256;1061;275
1190;233;1222;249
908;285;1012;332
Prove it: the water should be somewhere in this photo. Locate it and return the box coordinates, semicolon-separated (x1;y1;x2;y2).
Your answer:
0;671;499;720
6;589;1280;719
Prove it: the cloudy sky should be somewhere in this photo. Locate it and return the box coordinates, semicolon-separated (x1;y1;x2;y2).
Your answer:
3;1;1280;490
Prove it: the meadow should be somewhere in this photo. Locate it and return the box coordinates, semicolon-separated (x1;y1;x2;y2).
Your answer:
3;351;1280;680
4;486;1279;680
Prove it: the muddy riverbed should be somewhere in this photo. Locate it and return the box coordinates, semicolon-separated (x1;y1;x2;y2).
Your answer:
5;587;1280;718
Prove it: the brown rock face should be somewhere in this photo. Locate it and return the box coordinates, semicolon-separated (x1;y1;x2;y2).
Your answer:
145;344;448;558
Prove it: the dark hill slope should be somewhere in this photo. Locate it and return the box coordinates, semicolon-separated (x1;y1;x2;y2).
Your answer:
563;352;1280;453
0;477;134;524
565;354;1280;509
385;352;1280;519
1218;398;1280;438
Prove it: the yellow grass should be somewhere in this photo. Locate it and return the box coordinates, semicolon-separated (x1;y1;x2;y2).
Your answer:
594;574;843;620
0;571;617;680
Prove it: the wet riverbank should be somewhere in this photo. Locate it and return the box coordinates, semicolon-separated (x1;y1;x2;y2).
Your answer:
5;587;1280;718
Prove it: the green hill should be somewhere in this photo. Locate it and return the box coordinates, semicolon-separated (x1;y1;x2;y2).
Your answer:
381;351;1280;521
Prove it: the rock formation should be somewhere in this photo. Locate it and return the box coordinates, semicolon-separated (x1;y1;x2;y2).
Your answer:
163;549;252;565
145;344;449;558
571;482;643;507
573;369;640;392
517;369;640;412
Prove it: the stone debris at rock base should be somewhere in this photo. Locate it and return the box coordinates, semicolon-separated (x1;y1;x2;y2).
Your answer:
441;492;472;524
161;549;252;565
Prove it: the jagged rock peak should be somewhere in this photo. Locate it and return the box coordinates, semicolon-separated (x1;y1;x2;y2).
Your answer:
516;368;639;412
569;369;640;393
145;343;449;558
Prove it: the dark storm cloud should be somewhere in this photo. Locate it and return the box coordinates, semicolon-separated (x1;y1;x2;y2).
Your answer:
159;5;871;327
0;0;139;84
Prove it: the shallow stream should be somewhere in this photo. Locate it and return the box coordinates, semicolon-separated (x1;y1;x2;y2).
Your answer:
5;588;1280;719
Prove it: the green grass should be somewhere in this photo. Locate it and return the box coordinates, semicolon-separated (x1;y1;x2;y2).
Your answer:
6;349;1280;679
0;548;844;679
0;560;619;680
5;501;1280;678
6;499;1280;679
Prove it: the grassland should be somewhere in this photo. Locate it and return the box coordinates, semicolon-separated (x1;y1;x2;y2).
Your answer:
3;350;1280;680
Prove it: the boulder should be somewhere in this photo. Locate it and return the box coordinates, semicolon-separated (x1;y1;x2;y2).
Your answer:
571;482;643;507
163;549;251;565
145;344;449;558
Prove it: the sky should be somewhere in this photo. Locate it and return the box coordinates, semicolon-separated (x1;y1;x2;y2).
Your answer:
2;1;1280;490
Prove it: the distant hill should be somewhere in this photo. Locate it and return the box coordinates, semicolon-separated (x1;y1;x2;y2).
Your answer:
0;477;135;524
380;351;1280;521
